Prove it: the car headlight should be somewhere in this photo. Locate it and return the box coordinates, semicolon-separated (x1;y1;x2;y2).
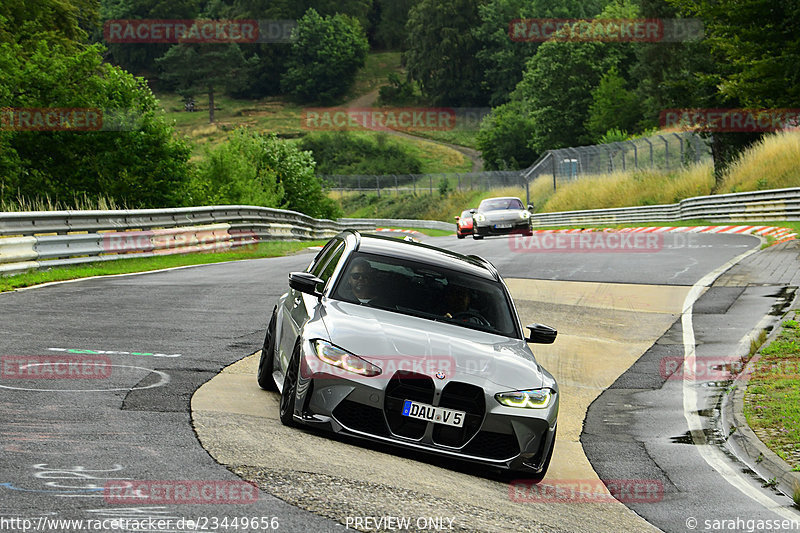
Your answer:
473;213;486;222
313;340;381;377
495;388;554;409
519;211;531;219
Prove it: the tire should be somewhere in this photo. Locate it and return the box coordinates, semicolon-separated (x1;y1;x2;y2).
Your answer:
473;234;484;240
279;346;301;427
257;310;277;390
457;232;465;239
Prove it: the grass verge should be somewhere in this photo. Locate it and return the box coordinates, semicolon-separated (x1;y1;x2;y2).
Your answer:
743;310;800;470
0;241;324;293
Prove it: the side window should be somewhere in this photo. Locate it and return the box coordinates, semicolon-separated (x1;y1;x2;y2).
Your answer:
308;240;340;277
318;244;345;284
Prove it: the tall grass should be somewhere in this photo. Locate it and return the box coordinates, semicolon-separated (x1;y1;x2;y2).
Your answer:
538;160;714;212
718;130;800;193
0;192;126;212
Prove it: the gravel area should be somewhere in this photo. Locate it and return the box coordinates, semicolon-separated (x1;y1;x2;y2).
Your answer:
234;466;571;533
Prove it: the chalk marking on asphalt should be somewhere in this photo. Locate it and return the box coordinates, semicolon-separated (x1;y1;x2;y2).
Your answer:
0;365;170;392
681;244;800;521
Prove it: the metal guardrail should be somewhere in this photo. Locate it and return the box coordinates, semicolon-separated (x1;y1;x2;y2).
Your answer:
339;218;454;232
530;188;800;227
0;206;375;276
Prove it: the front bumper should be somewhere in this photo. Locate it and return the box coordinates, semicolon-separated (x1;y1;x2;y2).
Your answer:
293;355;558;473
475;221;532;237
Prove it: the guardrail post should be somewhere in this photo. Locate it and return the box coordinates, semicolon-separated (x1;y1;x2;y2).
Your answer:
672;132;685;166
551;152;557;190
376;176;380;197
627;140;638;169
658;135;669;170
642;137;653;168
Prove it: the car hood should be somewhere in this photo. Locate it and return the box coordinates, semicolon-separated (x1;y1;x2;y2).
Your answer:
480;209;525;223
321;300;545;391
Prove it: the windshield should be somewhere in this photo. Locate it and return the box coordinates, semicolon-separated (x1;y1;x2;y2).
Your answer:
479;198;524;211
331;253;518;338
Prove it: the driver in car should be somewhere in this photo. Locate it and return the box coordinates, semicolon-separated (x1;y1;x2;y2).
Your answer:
443;285;472;319
348;258;379;304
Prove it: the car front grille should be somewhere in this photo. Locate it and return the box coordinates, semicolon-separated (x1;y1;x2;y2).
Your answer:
432;382;485;448
384;371;434;439
332;399;389;437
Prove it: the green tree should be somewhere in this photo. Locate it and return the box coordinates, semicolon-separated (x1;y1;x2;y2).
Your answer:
586;66;642;142
666;0;800;108
474;0;607;107
515;0;639;152
631;0;718;129
1;0;192;208
404;0;488;106
476;99;537;170
99;0;202;75
371;0;417;49
281;8;369;104
156;43;254;123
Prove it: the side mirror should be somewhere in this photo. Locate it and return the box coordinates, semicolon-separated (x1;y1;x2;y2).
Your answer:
527;204;534;212
469;209;477;214
289;272;324;297
526;323;557;344
454;216;460;221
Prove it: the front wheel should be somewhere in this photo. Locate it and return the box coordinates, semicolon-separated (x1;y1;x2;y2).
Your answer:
472;234;484;240
279;347;301;427
457;232;465;239
257;310;277;390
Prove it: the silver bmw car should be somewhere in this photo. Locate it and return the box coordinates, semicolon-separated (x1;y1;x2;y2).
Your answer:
257;230;558;479
471;196;534;239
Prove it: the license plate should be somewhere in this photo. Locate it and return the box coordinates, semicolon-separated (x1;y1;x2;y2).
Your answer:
402;400;465;427
495;223;512;229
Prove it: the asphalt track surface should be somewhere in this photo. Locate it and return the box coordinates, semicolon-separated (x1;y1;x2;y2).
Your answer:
1;232;798;532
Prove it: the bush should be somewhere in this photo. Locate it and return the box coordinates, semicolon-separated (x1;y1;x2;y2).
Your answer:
190;129;284;207
377;73;419;105
298;132;423;175
190;129;341;219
